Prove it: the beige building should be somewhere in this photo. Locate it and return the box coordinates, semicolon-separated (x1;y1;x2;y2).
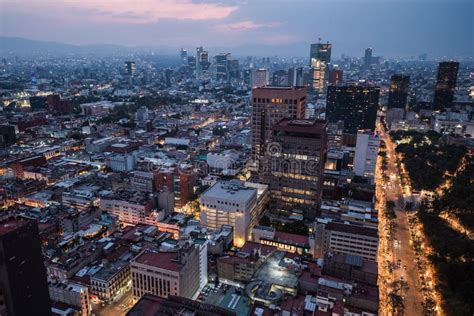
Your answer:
49;281;91;316
90;260;131;303
131;246;201;300
200;180;268;247
251;86;306;184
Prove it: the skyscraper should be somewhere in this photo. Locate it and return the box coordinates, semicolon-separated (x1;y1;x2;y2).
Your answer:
364;48;372;68
269;118;327;219
215;53;231;81
180;48;187;64
326;84;380;134
433;61;459;110
309;42;332;93
251;68;268;88
251;86;307;183
388;74;410;109
0;216;51;316
124;61;136;76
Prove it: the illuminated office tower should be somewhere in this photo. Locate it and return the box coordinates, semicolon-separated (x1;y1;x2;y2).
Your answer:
309;41;332;93
388;74;410;109
215;53;231;81
326;84;380;134
269;118;327;220
433;61;459;110
251;86;306;183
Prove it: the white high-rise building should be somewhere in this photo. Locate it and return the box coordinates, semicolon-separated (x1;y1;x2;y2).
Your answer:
353;130;380;182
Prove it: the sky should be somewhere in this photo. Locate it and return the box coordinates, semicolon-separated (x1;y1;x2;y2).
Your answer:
1;0;473;58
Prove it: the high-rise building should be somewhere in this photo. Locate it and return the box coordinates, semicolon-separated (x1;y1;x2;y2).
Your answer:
328;69;343;85
269;119;327;220
288;67;305;86
215;53;231;81
187;56;196;71
364;48;372;68
251;86;307;183
388;74;410;109
326;84;380;134
124;61;136;76
0;216;51;316
309;42;332;93
271;70;289;86
353;130;380;182
433;61;459;110
180;48;187;64
251;68;268;88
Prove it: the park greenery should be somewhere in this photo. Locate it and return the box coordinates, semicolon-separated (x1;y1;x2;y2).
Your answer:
389;130;466;191
390;130;473;314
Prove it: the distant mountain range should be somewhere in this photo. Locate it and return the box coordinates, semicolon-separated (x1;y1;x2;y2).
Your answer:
0;36;309;58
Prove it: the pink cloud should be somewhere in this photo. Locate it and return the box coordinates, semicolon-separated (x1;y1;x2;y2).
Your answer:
215;20;280;32
5;0;239;24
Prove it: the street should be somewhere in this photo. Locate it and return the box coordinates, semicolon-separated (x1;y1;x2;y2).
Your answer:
91;291;134;316
377;123;424;315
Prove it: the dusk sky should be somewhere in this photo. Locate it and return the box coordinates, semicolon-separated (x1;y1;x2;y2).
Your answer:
1;0;473;57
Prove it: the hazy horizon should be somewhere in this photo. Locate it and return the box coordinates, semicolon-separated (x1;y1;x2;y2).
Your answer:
1;0;473;58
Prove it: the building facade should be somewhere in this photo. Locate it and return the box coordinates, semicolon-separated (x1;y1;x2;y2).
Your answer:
388;74;410;109
268;119;327;219
326;84;380;134
251;86;307;184
433;61;459;110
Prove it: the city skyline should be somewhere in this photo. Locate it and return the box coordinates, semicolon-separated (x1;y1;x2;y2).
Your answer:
1;0;473;58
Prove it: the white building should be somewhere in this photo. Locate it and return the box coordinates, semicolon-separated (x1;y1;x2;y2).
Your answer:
353;130;380;182
200;180;268;247
206;150;239;172
106;153;136;172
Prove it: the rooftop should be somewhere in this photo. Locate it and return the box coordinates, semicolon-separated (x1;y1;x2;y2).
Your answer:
201;180;257;204
0;216;31;236
133;251;182;273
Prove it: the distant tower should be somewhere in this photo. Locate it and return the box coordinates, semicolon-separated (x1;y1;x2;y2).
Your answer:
309;40;332;93
364;48;373;68
0;216;51;316
329;69;343;85
388;74;410;109
124;61;136;76
180;48;187;64
433;61;459;110
251;68;269;88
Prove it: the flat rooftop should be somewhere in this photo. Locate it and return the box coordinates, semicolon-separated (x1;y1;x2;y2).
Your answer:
201;180;256;204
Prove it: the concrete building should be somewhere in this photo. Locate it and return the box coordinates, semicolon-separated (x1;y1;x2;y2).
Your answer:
269;118;327;220
49;281;91;316
311;221;379;261
106;153;136;172
200;180;268;247
353;130;380;182
251;86;307;184
100;190;155;225
131;246;202;300
251;68;268;88
90;260;131;303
